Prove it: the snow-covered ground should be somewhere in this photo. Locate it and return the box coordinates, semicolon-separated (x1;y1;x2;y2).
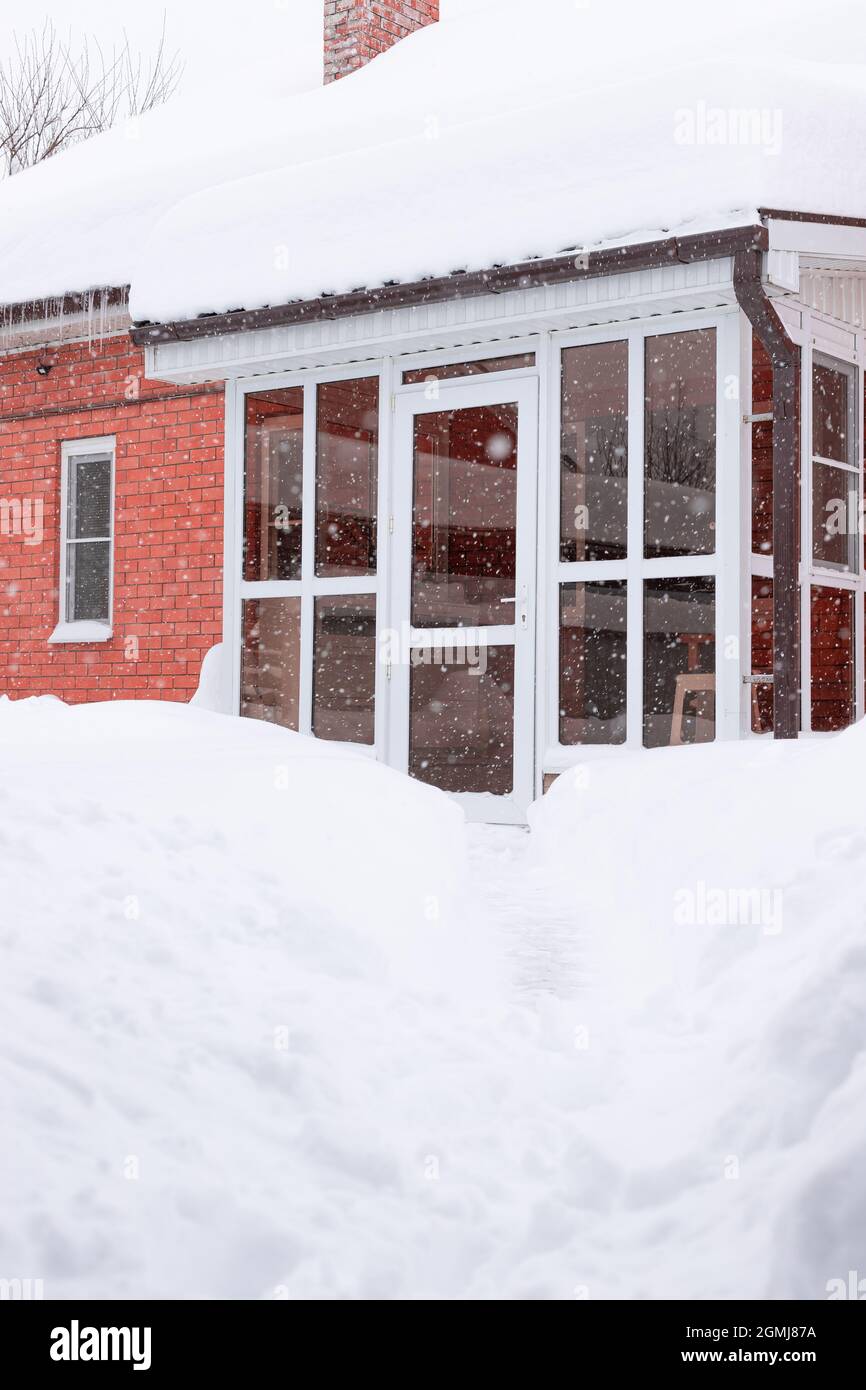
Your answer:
1;697;864;1299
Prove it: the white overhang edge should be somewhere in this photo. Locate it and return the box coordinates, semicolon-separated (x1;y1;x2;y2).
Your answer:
144;255;740;384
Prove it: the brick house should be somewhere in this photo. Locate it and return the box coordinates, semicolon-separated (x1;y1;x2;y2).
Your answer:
3;1;866;822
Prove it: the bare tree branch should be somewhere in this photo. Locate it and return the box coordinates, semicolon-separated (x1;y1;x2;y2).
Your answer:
0;16;183;177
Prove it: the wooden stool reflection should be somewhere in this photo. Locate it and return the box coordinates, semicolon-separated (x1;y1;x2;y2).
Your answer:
670;674;716;745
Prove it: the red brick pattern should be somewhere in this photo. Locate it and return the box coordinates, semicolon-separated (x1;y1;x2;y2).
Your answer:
324;0;439;83
0;333;224;704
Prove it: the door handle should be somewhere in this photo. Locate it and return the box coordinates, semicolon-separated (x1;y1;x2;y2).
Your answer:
500;587;529;628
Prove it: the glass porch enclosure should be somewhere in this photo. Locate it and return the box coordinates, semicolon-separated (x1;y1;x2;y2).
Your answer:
231;310;865;821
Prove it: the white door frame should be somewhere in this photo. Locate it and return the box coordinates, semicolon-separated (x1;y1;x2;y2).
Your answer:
387;376;539;823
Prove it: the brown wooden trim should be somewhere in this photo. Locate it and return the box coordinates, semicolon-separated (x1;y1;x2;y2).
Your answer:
0;384;223;426
733;248;800;740
131;225;769;345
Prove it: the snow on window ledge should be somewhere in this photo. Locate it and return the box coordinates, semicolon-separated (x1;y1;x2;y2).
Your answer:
48;621;113;645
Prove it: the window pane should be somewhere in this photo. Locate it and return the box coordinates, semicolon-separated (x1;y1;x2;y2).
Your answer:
751;335;773;556
560;341;628;562
813;360;852;463
66;539;110;622
412;403;517;627
68;454;111;539
409;645;514;794
243;387;304;581
315;377;379;577
241;598;301;731
402;353;534;385
312;595;376;744
750;576;774;733
644;577;715;748
812;460;856;570
645;329;716;558
559;581;627;744
811;586;854;732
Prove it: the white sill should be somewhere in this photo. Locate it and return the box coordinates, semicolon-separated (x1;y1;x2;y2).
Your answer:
48;621;113;644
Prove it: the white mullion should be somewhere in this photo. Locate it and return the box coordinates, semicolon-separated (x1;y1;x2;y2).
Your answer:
801;314;814;734
626;328;644;748
298;380;317;736
717;311;743;742
373;359;394;760
558;559;628;583
227;380;245;717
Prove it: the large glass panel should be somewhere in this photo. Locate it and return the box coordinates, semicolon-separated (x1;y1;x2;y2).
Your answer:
750;576;774;734
312;594;376;744
412;403;517;627
813;360;853;463
243;387;304;582
559;581;627;744
241;598;301;730
812;460;856;570
751;335;774;556
409;645;514;794
560;341;628;562
68;454;111;539
643;577;715;748
645;329;716;558
810;586;854;732
315;377;379;577
402;353;534;385
66;540;110;622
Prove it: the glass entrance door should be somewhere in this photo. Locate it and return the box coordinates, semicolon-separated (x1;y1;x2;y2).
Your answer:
388;378;538;822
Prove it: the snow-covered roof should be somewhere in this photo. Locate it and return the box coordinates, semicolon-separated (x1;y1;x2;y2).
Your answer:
2;0;865;328
0;0;325;314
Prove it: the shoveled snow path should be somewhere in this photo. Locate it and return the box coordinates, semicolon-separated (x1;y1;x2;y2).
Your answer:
466;826;592;1001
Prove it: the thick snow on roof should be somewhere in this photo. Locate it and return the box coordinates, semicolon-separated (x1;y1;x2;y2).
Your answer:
129;0;866;324
2;0;865;323
0;0;325;310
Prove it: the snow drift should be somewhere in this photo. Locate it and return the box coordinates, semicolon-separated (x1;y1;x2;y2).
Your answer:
1;696;864;1298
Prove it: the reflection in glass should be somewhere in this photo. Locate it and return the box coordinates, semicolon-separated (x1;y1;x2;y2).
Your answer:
315;377;379;577
559;581;627;744
67;540;110;622
412;403;517;627
241;598;302;731
560;341;628;562
812;460;856;570
750;576;774;734
402;353;534;385
751;334;774;556
409;646;514;794
644;577;715;748
645;330;716;558
312;594;376;744
243;387;304;581
810;586;854;732
813;360;853;463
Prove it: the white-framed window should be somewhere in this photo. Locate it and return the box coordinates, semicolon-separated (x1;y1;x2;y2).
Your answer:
50;436;115;643
802;338;863;734
549;313;735;761
748;323;866;737
234;366;383;750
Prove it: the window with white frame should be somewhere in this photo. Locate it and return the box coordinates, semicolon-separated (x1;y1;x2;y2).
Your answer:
59;437;114;628
557;325;718;751
808;351;860;733
238;373;381;745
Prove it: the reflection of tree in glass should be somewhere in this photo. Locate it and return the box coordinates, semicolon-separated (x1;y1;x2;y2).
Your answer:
646;384;714;487
561;410;628;477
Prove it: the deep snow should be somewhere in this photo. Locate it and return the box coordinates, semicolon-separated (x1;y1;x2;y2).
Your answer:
1;697;865;1299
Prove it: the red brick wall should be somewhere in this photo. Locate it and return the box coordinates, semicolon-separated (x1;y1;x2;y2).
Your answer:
0;333;224;704
324;0;439;83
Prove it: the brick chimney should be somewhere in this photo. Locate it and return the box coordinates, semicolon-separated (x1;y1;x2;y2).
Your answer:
324;1;440;84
